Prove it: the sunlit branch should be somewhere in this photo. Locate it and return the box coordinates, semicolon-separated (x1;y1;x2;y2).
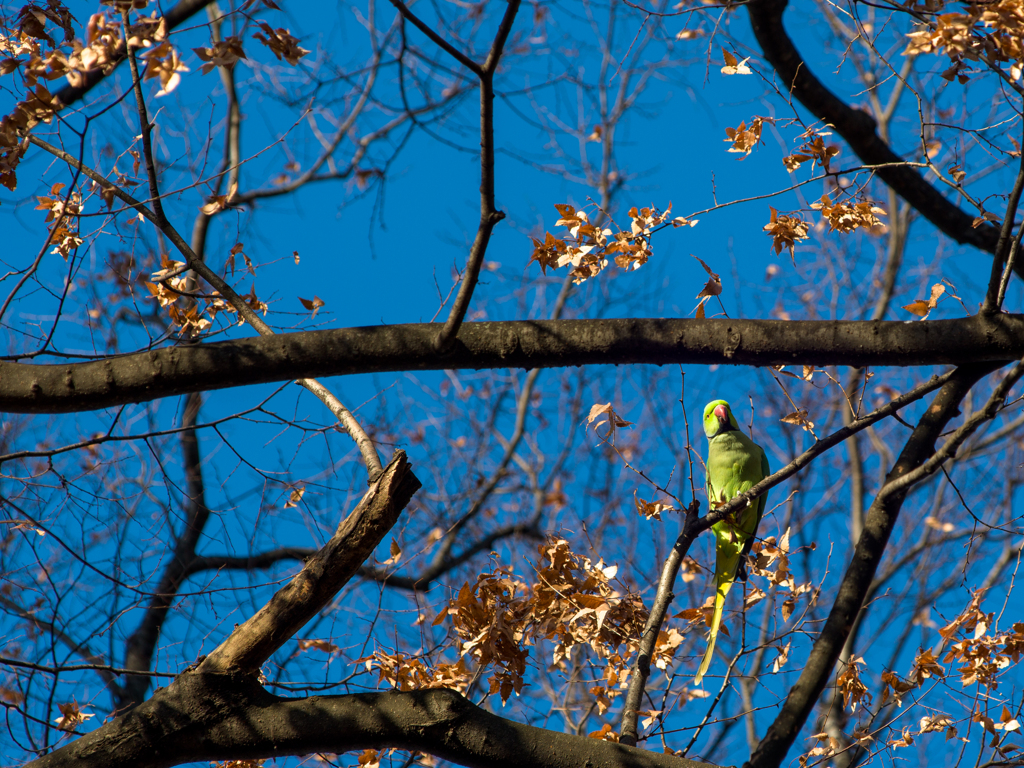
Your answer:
746;0;1007;261
25;135;384;480
197;451;419;675
431;0;520;353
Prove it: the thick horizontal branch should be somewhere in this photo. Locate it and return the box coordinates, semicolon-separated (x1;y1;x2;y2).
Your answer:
27;674;714;768
1;315;1022;414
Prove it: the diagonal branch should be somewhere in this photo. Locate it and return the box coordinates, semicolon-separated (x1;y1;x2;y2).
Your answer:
619;499;700;746
387;0;483;75
197;451;420;675
746;0;1007;262
618;368;956;745
983;123;1024;312
746;361;1009;768
26;135;384;480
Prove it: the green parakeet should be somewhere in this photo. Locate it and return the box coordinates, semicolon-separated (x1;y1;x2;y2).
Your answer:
695;399;770;685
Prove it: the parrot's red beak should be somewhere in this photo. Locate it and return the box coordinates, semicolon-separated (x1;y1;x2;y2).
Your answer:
714;404;729;426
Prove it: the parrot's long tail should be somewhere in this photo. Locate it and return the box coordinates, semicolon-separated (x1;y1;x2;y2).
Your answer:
695;576;735;685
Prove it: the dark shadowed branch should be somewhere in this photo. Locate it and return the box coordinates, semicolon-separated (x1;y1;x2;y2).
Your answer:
4;314;1024;414
747;361;1011;768
746;0;1008;262
26;679;715;768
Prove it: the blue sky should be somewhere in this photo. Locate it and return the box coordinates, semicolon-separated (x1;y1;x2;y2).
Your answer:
2;1;1023;766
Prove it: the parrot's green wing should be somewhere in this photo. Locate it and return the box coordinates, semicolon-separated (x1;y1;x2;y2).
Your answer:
695;405;769;685
736;449;771;582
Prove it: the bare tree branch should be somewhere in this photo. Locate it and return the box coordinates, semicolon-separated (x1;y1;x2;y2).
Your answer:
4;315;1018;414
747;362;1004;768
118;393;209;709
197;451;420;676
387;0;482;75
746;0;1007;261
432;0;519;352
25;681;715;768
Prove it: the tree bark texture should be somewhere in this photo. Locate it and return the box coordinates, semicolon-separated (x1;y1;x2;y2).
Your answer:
745;364;996;768
2;315;1022;414
26;675;717;768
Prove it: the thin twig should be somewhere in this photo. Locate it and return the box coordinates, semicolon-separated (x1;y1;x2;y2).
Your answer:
620;500;701;746
26;136;383;481
680;647;745;757
432;0;520;352
983;129;1024;312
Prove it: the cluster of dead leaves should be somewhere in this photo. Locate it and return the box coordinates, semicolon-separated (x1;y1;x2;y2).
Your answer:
783;130;840;173
193;35;246;74
252;22;309;66
905;0;1024;84
675;528;816;675
586;402;633;438
693;255;721;318
529;203;696;284
763;207;810;260
35;181;82;259
836;655;871;713
0;1;306;191
937;590;1024;690
720;49;752;76
902;282;946;319
428;539;653;704
358;651;473;693
762;192;886;259
633;491;675;521
863;590;1024;756
811;193;887;235
145;252;266;337
53;698;94;732
746;529;818;624
724;116;771;157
